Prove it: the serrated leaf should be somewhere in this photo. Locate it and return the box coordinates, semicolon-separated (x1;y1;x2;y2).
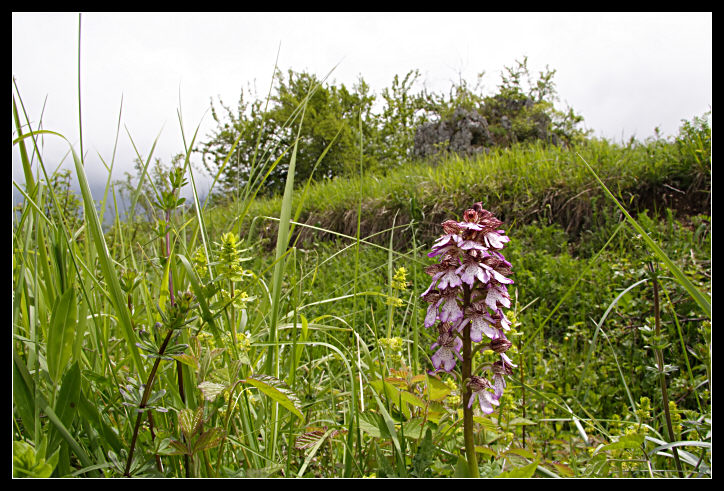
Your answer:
473;415;498;431
178;407;204;439
244;374;304;420
550;461;575;477
172;353;199;371
496;459;539;478
400;390;427;409
198;381;226;402
177;409;193;438
410;374;427;385
384;377;408;389
504;447;537;460
294;429;327;450
209;364;239;387
167;438;191;456
370;379;398;399
400;418;426;440
296;427;341;477
193;427;225;454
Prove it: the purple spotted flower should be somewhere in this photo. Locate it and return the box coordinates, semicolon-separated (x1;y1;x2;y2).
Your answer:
430;327;463;372
421;203;516;411
467;375;500;414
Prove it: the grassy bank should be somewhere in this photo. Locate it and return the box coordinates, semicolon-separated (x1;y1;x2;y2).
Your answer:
225;133;709;253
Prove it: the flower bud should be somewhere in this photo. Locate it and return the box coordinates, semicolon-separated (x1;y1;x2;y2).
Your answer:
490;337;512;354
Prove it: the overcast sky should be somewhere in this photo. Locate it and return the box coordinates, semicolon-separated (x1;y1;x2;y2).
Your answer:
12;12;712;197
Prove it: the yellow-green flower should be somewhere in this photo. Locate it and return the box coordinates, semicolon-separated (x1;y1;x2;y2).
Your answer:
379;337;405;364
386;295;403;308
391;267;409;290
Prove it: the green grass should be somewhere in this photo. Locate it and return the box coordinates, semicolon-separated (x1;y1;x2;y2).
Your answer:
230;135;708;252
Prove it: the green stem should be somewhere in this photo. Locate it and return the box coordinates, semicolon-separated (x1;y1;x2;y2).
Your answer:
519;338;527;448
461;284;479;477
124;328;175;477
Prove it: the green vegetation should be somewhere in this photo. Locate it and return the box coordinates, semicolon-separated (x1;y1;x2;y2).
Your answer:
198;56;588;201
12;20;710;477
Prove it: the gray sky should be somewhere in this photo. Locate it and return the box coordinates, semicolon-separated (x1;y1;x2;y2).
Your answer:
12;12;712;197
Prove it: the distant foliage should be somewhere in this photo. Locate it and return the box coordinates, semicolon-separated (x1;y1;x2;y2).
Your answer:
198;69;377;199
197;58;589;200
479;59;582;146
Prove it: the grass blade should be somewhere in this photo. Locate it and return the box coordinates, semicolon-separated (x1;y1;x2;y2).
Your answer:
72;145;146;377
578;153;710;318
46;287;77;384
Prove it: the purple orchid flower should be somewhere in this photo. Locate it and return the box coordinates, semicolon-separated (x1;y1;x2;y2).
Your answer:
431;330;463;372
467;376;500;414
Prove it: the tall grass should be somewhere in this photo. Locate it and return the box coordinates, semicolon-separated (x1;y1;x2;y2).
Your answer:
232;135;709;251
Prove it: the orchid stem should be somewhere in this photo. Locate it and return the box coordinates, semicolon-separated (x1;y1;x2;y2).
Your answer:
461;284;480;477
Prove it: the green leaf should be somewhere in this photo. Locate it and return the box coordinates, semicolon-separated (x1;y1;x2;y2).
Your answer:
46;287;77;383
596;433;645;454
40;402;94;472
243;374;304;421
370;389;407;477
167;439;191;456
12;353;36;440
358;412;383;439
77;390;122;454
370;379;401;401
496;459;539;478
13;441;57;478
425;374;452;401
400;418;427;440
647;440;710;457
411;428;434;478
295;428;336;478
504;447;537;459
197;381;226;402
453;455;471;478
549;461;575;477
178;407;204;439
474;446;497;458
49;362;81;453
177;254;222;343
72;299;88;366
508;417;537;426
172;352;199;371
72;146;146;377
192;427;226;454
